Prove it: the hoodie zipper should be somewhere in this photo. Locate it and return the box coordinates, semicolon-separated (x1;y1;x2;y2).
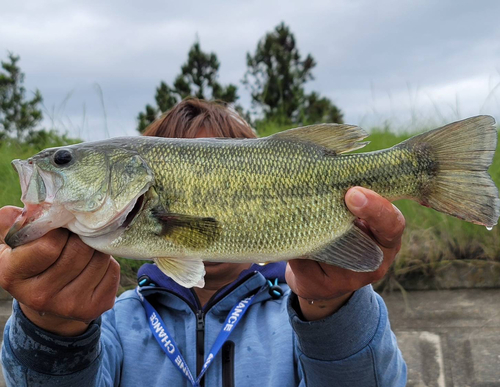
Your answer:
196;309;205;386
222;340;235;387
141;271;259;387
192;271;257;387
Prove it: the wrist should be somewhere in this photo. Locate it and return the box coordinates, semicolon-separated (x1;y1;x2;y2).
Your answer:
19;303;90;337
297;292;354;321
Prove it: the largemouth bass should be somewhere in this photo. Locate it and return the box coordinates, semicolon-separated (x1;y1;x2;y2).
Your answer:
5;116;499;287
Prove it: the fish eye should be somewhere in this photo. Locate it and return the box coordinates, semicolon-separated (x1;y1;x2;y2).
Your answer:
53;149;73;166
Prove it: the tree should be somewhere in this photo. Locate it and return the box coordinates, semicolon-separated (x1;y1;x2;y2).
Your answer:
137;41;238;133
243;22;343;126
0;53;43;141
300;92;344;125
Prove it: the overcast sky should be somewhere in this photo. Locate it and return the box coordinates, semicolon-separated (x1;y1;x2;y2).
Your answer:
1;0;500;141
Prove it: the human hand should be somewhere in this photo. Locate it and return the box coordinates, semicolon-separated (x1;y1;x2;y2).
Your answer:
0;206;120;336
285;187;405;321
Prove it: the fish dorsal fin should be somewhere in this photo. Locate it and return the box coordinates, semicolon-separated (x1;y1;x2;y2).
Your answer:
268;123;369;154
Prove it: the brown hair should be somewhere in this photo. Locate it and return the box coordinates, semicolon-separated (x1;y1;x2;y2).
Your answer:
143;98;256;139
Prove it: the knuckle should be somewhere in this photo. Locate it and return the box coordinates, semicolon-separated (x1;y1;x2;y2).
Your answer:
36;237;64;262
109;257;120;271
84;256;102;272
0;271;15;291
29;292;52;311
386;225;404;244
109;258;121;278
371;205;406;247
102;296;116;313
65;234;93;259
363;199;386;224
392;205;406;230
384;227;401;243
373;201;386;219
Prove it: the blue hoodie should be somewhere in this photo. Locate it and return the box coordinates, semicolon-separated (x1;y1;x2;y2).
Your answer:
1;262;406;386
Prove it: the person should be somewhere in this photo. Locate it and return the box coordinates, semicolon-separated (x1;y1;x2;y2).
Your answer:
0;98;407;386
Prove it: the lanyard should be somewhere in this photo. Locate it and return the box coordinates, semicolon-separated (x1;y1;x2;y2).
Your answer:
136;286;259;387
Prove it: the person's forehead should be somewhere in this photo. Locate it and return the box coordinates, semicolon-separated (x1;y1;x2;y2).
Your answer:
194;127;216;138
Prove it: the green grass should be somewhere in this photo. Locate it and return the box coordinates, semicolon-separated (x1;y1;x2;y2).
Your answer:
2;123;500;289
0;142;24;208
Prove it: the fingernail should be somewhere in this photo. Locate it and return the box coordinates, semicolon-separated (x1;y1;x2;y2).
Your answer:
348;189;367;210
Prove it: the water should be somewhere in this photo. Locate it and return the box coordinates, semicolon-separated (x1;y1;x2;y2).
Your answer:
486;226;493;231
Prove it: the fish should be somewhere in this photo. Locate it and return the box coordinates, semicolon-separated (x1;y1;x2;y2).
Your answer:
5;116;500;288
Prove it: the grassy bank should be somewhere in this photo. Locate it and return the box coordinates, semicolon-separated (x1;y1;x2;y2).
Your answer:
1;124;499;289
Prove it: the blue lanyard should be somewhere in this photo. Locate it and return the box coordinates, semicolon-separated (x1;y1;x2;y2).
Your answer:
136;286;259;387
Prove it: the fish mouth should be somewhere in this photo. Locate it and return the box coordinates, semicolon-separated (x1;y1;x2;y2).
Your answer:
5;159;68;248
13;159;34;197
6;194;146;249
6;204;49;247
7;158;149;248
5;201;75;248
120;193;145;230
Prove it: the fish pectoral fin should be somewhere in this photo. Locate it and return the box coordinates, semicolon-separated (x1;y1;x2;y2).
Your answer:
310;225;383;272
269;123;369;155
152;210;221;249
154;257;206;288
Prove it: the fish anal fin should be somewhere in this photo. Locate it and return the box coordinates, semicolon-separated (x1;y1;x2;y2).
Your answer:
269;123;369;154
152;210;221;249
154;257;206;288
310;225;383;272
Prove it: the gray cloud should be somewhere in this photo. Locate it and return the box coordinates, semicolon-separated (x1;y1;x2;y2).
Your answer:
1;0;499;140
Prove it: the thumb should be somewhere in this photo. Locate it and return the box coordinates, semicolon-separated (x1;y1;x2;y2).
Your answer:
345;187;405;249
0;206;23;241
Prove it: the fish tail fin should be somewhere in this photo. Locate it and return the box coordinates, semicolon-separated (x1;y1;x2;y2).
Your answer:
401;115;500;227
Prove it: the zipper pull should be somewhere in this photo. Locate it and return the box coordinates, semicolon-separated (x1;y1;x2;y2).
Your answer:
197;310;205;331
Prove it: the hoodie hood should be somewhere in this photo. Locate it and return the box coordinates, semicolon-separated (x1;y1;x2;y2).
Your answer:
137;262;287;310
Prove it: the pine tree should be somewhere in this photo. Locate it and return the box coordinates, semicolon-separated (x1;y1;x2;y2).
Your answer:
300;92;344;125
137;41;238;133
243;22;314;123
244;22;343;126
0;53;43;141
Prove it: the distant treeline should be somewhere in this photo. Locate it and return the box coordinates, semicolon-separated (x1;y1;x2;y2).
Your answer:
1;22;344;146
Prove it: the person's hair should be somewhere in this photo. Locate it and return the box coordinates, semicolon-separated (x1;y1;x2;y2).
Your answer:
143;98;257;139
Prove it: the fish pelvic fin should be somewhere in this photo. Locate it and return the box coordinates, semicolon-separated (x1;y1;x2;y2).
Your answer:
152;210;221;249
154;257;206;288
401;115;500;228
269;123;369;154
310;225;383;272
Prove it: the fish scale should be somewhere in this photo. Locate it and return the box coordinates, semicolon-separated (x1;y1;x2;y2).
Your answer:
115;140;431;259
